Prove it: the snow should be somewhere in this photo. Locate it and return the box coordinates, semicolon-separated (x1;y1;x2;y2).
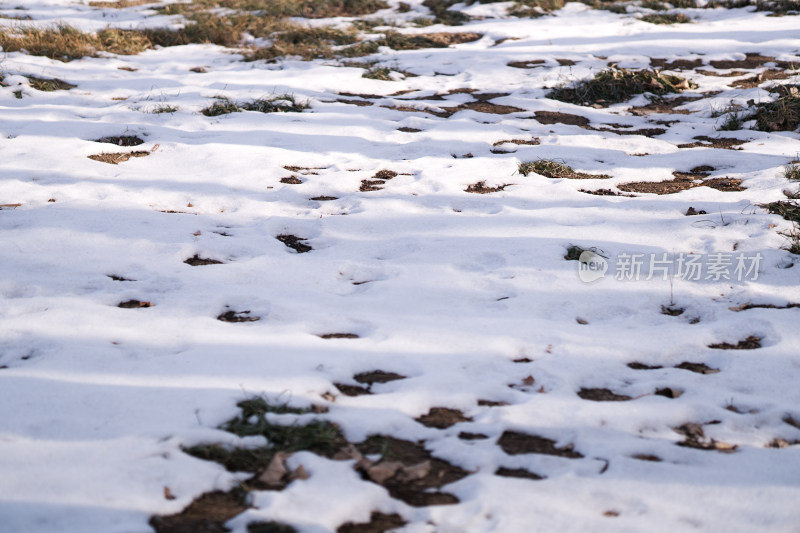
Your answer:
1;0;800;532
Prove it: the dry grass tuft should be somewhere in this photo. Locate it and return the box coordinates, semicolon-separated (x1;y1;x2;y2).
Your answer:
548;67;697;107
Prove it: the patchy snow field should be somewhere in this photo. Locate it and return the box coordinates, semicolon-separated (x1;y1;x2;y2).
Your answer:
1;0;800;531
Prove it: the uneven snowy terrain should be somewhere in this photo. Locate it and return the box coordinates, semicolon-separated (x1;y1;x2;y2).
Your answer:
1;0;799;532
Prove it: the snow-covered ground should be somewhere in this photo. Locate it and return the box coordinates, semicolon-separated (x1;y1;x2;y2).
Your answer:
1;1;799;532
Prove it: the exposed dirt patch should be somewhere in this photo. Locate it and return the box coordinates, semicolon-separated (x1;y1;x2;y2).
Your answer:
676;362;720;374
508;59;546;69
350;372;403;388
592;126;667;137
577;387;632;401
497;431;583;458
632;454;662;462
360;179;385;191
729;302;800;311
397;126;422;132
730;69;794;89
373;169;397;180
319;333;360;339
708;336;762;350
650;58;703;70
618;172;743;194
184;255;223;266
217;309;259;323
579;188;636;197
416;407;472;429
150;490;249;533
556;58;576;66
492;138;540;147
334;383;371;396
477;399;509;407
280;176;303;184
94;135;144;146
88;151;149;164
532;110;589;127
709;53;784;70
418;32;482;46
673;423;737;453
117;299;153;308
355;436;468;506
465;181;511;194
107;274;134;281
284;165;326;173
338;98;373;106
276;234;312;253
337;512;406;533
630;95;702;115
495;467;544;480
310;195;338;201
457;100;524;114
677;135;748;149
458;431;489;440
627;362;663;370
655;387;683;399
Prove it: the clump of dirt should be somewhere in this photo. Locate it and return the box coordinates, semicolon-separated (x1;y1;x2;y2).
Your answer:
493;138;540;147
416;407;472;429
107;274;134;281
184;255;223;266
280;176;303;184
547;67;696;107
577;388;632;401
685;206;708;215
117;299;153;308
397;127;422;132
708;336;762;349
354;436;469;506
661;305;685;316
627;362;663;370
495;467;544;480
677;135;747;149
477;399;509;407
217;309;260;323
519;160;610;179
318;333;360;339
276;234;312;253
673;423;737;452
94;135;144;146
310;195;338;201
465;181;511;194
676;362;720;374
88;151;149;164
337;512;406;533
532;110;590;127
497;431;583;458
